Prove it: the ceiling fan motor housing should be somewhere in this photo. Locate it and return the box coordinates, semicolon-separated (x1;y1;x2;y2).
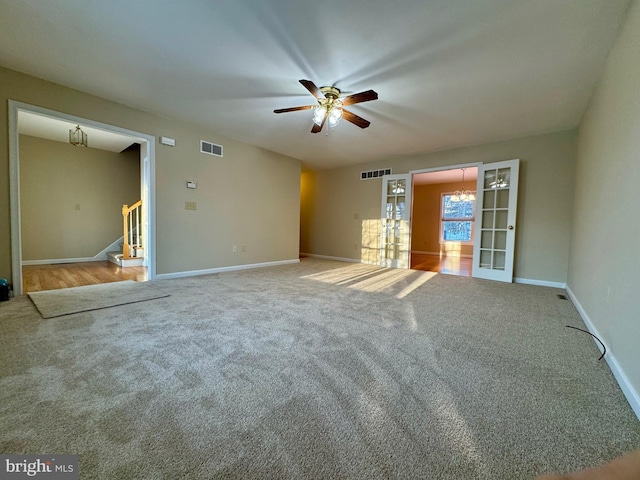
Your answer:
319;86;341;100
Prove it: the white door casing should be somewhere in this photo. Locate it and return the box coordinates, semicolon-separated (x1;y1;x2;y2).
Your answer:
8;100;156;296
472;159;520;282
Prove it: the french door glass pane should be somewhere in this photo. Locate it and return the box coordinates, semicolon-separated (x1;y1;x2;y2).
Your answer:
480;250;492;268
495;210;508;229
482;211;494;228
494;231;507;250
483;190;495;208
481;231;493;248
496;190;509;208
493;251;506;270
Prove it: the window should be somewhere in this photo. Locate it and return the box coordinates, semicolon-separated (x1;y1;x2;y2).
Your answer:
441;194;475;243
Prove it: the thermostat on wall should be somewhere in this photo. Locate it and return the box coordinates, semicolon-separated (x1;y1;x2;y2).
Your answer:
187;181;197;189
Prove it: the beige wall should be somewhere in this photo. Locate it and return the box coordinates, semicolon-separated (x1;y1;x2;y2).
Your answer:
412;180;476;257
19;135;140;260
301;129;577;284
0;66;301;283
568;1;640;406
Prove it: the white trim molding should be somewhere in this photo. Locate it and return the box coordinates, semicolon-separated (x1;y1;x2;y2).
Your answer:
155;259;300;280
566;286;640;421
8;100;157;296
514;277;567;289
22;257;105;266
300;253;362;264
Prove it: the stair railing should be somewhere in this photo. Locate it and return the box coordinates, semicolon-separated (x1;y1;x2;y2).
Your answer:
122;200;142;259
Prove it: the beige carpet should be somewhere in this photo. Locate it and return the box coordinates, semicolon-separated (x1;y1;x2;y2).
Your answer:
1;258;639;479
27;280;170;318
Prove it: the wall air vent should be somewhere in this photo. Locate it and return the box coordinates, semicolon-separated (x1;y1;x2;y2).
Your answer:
200;140;223;157
361;168;392;180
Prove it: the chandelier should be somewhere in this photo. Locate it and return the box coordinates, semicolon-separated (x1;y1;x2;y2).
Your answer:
451;168;475;202
69;125;88;147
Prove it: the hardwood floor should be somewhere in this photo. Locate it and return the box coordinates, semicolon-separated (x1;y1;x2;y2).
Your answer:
411;253;472;277
22;256;466;293
22;261;148;293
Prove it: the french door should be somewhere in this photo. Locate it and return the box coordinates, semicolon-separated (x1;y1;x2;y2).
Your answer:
472;159;520;282
380;174;412;268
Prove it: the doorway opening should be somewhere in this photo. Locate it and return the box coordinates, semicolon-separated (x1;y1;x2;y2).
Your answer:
8;101;156;296
410;166;478;277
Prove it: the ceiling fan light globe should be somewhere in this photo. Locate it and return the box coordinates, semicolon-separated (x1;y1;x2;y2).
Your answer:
312;106;326;126
328;107;342;128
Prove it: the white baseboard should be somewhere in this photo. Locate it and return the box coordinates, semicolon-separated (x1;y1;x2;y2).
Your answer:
22;257;104;265
514;277;567;288
566;285;640;421
300;253;362;264
155;258;300;280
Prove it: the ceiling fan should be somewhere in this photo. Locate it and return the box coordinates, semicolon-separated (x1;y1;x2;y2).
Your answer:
274;79;378;133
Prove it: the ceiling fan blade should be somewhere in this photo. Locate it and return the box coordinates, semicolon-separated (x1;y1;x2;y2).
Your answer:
274;105;315;114
341;89;378;106
311;116;326;133
342;109;371;129
299;79;325;100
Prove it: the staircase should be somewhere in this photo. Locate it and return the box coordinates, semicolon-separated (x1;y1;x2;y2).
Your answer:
107;200;144;267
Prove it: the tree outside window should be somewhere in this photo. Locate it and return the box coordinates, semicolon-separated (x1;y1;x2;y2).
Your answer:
441;194;475;243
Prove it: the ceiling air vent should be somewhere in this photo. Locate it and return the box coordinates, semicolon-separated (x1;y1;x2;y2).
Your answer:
200;140;223;157
361;168;391;180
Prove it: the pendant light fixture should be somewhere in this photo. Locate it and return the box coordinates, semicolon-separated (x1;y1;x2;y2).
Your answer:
69;125;88;147
451;168;475;202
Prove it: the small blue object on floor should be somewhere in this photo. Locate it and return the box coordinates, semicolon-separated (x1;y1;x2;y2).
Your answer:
0;278;9;301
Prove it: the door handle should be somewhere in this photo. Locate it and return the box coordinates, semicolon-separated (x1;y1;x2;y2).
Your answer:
508;225;514;230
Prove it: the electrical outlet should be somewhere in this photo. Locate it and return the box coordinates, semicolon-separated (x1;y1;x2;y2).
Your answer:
241;245;246;252
233;245;237;253
185;201;197;210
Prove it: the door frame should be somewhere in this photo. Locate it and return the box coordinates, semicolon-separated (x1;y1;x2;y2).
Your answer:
409;162;482;268
8;100;157;296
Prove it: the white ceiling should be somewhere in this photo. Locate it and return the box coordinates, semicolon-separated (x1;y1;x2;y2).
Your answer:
0;0;630;170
